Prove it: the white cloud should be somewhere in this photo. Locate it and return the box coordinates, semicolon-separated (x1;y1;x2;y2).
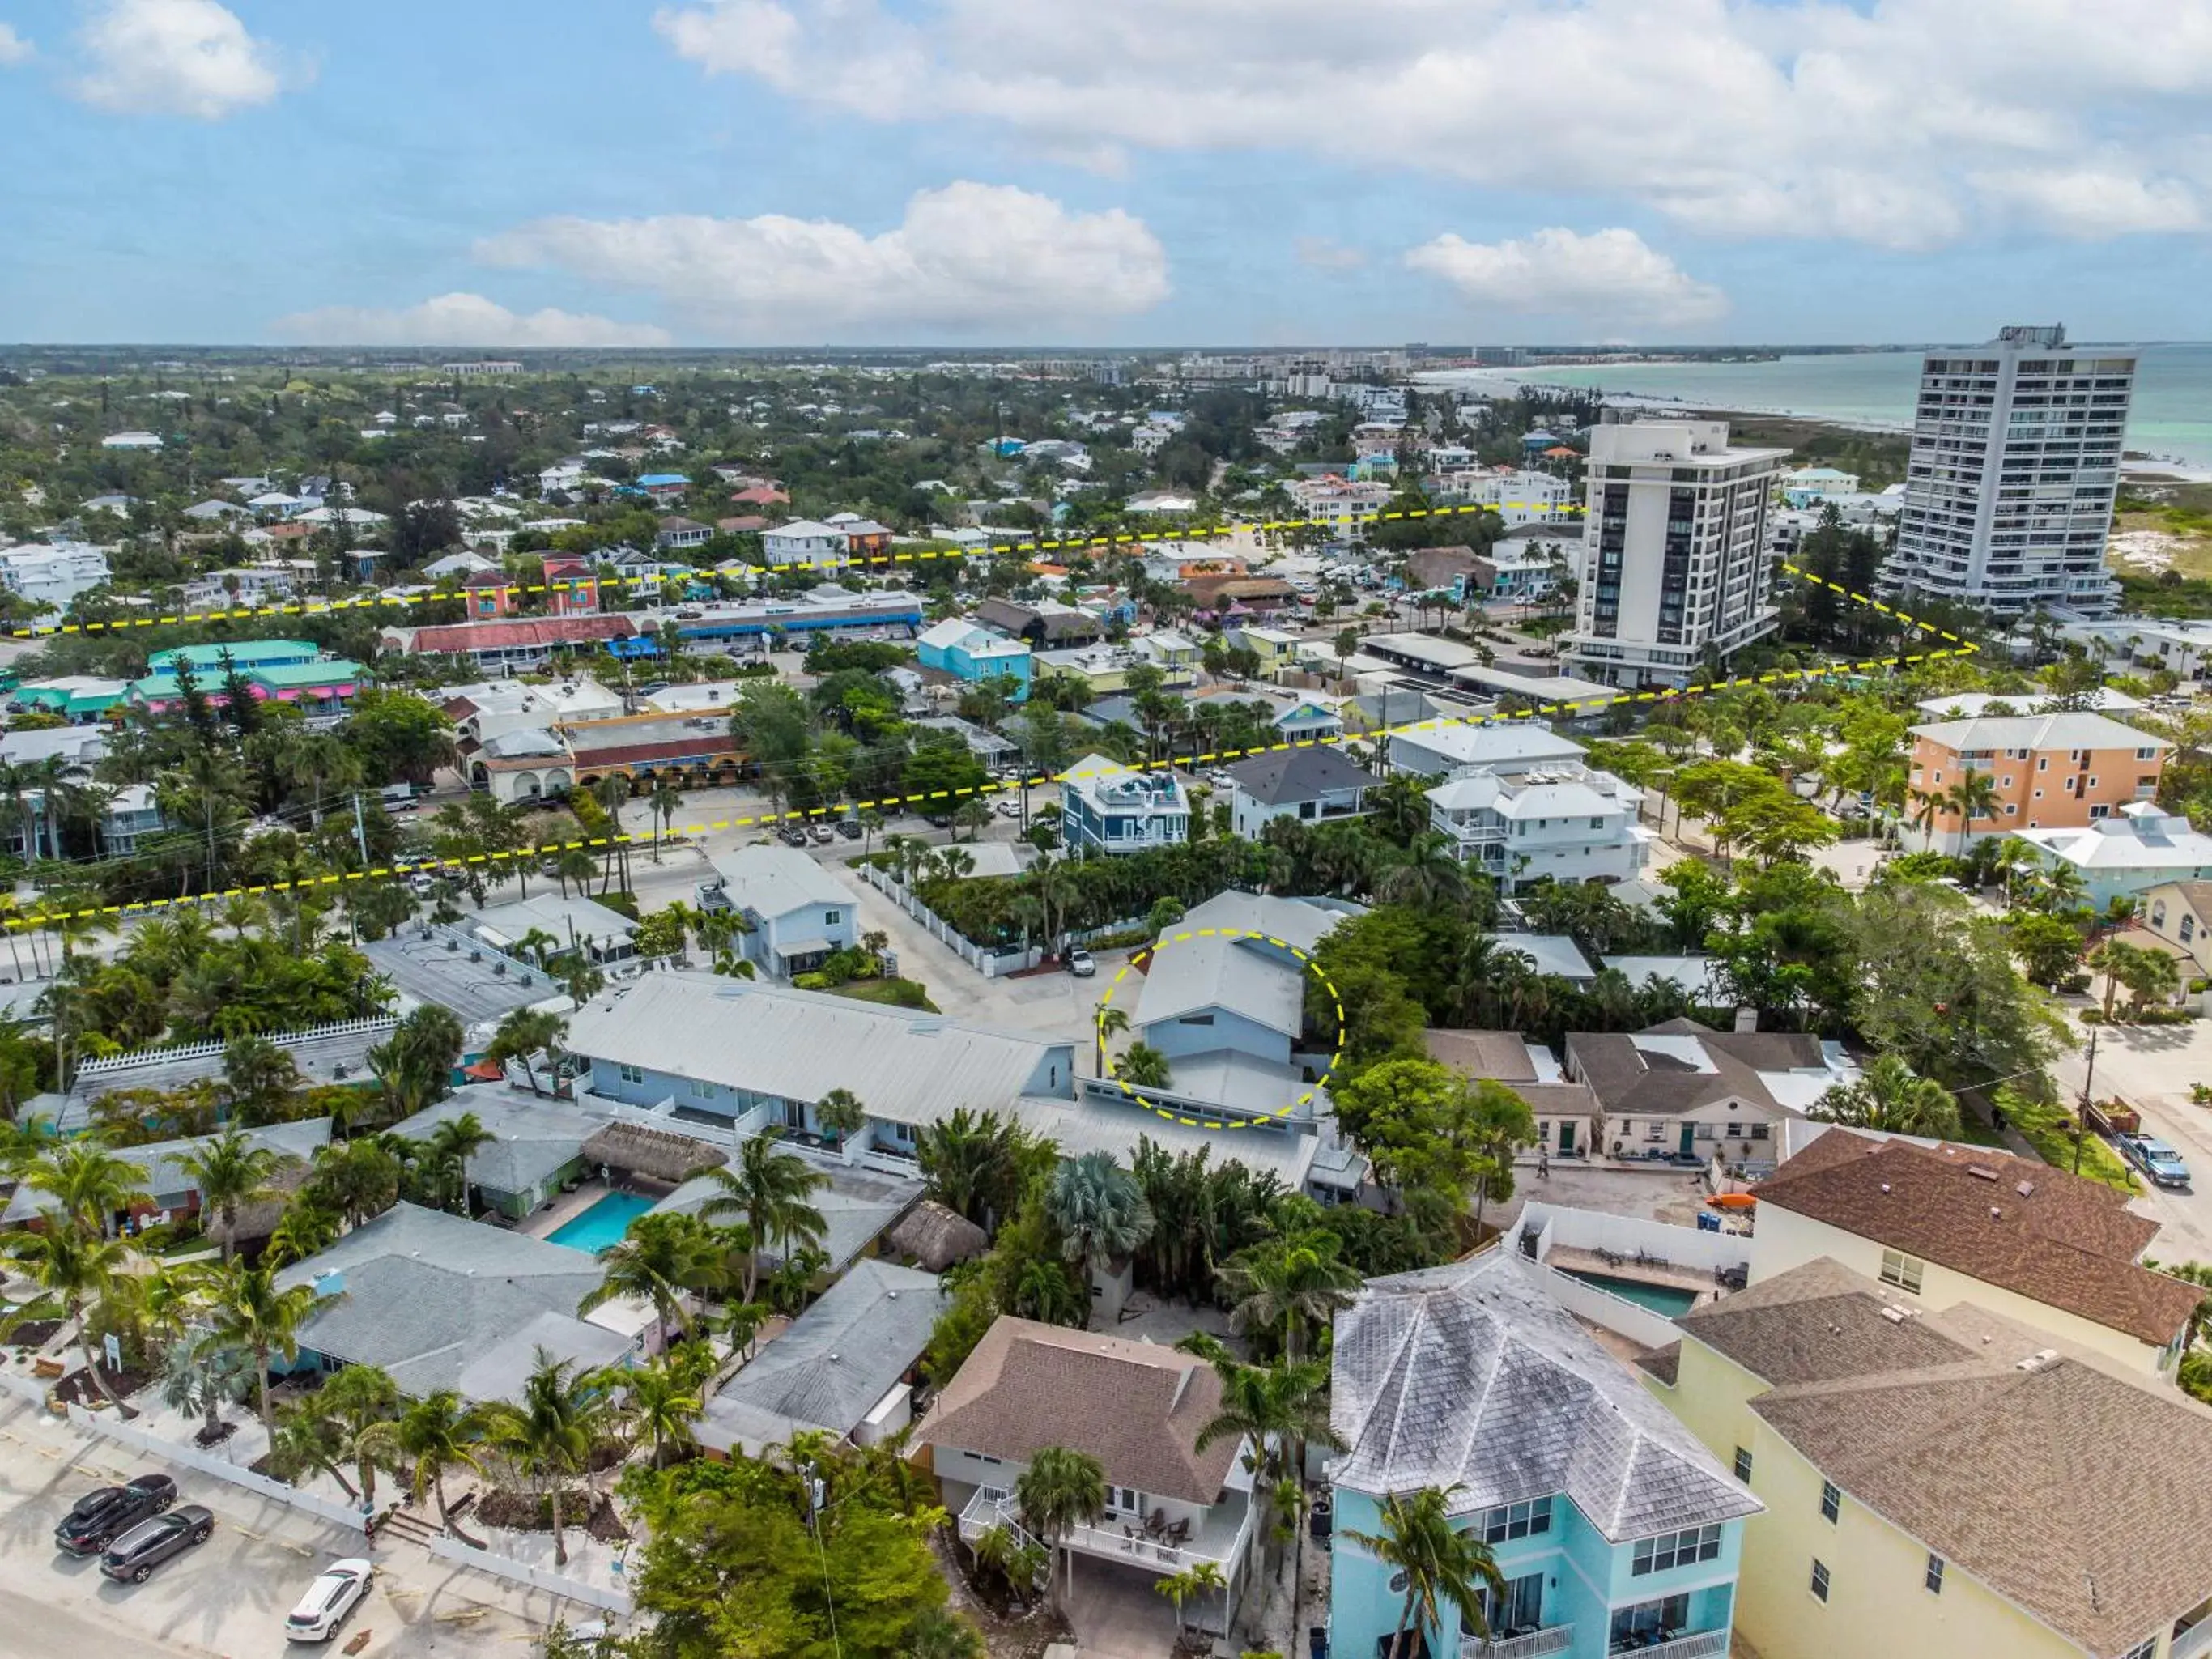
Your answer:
1970;166;2205;238
651;0;2212;249
1295;236;1368;270
270;293;673;348
1406;228;1729;329
0;24;34;64
73;0;296;118
476;181;1170;340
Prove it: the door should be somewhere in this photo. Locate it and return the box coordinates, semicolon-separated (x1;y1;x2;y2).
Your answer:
1557;1121;1576;1155
1679;1123;1697;1159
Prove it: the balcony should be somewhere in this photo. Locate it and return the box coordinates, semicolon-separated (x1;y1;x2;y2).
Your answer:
1607;1631;1728;1659
958;1486;1250;1574
1463;1625;1572;1659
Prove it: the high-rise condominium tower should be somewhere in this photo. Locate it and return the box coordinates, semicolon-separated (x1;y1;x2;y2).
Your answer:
1884;325;2135;619
1566;419;1787;689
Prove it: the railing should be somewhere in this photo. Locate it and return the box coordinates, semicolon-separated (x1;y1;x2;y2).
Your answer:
2172;1620;2212;1659
957;1488;1242;1573
1464;1624;1572;1659
1606;1631;1727;1659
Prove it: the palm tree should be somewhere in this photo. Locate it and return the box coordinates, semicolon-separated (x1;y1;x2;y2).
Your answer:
19;1138;151;1240
814;1087;866;1144
179;1130;281;1261
317;1362;403;1510
1093;1002;1129;1077
1218;1225;1359;1360
1119;1043;1172;1090
1376;834;1470;909
700;1136;829;1304
1155;1560;1228;1642
194;1257;327;1431
264;1197;340;1267
1940;768;2001;855
2;1225;135;1409
1045;1151;1154;1325
1015;1445;1108;1614
579;1211;724;1347
394;1389;493;1529
160;1332;253;1444
614;1353;706;1468
420;1112;495;1214
1344;1486;1508;1659
221;1033;304;1124
648;776;684;865
491;1347;612;1568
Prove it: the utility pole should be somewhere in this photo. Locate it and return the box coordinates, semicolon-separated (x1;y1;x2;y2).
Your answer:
351;791;368;865
2074;1023;2099;1176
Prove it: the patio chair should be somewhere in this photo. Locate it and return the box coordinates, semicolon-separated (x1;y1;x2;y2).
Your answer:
1165;1517;1191;1546
1146;1508;1168;1537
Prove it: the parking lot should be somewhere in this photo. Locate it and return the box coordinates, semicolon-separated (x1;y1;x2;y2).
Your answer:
0;1394;588;1658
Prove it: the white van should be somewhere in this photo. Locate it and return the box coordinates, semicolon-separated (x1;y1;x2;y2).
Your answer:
379;783;419;814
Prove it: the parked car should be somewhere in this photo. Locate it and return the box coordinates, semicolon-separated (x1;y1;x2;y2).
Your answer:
776;827;810;849
1066;947;1096;978
833;818;863;840
286;1559;376;1643
54;1474;177;1555
806;823;836;845
101;1506;215;1583
2121;1133;2192;1188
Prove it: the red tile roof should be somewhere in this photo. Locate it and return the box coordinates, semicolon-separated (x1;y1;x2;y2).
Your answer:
403;616;633;653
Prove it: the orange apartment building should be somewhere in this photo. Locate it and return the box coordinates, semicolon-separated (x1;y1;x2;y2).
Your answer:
1905;709;2172;850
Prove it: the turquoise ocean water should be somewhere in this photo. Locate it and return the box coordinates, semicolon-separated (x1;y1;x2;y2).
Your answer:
1423;343;2212;470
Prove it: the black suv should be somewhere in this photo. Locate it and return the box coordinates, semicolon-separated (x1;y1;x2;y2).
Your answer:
54;1474;178;1555
101;1506;215;1583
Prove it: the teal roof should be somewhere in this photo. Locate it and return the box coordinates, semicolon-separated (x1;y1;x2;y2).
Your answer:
250;661;363;689
147;640;320;671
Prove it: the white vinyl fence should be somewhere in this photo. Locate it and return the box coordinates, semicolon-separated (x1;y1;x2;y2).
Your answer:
428;1534;635;1614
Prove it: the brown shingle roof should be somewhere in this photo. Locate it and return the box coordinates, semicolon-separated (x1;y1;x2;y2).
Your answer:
1709;1261;2212;1656
915;1317;1241;1505
1750;1132;2193;1346
1424;1029;1538;1082
1566;1019;1817;1119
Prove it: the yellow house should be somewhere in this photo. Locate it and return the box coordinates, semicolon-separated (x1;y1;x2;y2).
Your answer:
1644;1257;2212;1659
1748;1126;2198;1378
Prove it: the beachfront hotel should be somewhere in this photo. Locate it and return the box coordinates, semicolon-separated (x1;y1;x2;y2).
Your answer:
1883;324;2135;619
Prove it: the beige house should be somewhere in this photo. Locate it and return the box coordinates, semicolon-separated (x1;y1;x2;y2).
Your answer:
1748;1126;2199;1377
1423;1028;1602;1159
1565;1019;1857;1165
1646;1257;2212;1659
2142;880;2212;978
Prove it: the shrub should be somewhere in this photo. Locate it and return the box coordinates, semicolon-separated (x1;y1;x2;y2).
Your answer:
2080;1008;2105;1024
2061;973;2093;994
792;971;828;989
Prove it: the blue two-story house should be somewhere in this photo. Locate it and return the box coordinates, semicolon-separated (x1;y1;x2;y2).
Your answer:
916;618;1032;701
1329;1252;1761;1659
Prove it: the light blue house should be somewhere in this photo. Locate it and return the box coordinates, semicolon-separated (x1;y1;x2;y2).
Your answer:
916;618;1032;700
1329;1252;1760;1659
704;844;861;980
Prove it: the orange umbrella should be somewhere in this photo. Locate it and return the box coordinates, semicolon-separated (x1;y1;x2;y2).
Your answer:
1707;1193;1758;1210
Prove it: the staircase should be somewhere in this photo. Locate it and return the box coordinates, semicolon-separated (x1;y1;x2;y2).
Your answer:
375;1508;441;1547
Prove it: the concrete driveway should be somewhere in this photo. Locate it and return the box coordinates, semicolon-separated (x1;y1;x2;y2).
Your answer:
2048;1014;2212;1261
1064;1551;1184;1659
0;1393;593;1658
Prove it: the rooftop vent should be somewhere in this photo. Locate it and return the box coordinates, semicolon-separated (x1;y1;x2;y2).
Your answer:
1967;1165;2000;1181
1880;1306;1911;1324
2015;1180;2035;1197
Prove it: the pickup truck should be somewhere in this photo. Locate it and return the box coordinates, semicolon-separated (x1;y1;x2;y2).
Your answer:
2118;1132;2192;1189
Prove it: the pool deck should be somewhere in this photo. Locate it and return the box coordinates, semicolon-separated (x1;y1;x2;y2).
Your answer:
1549;1244;1720;1307
521;1179;624;1240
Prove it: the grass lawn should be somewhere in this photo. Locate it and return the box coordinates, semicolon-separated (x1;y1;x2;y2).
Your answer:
1995;1088;2138;1193
826;976;939;1012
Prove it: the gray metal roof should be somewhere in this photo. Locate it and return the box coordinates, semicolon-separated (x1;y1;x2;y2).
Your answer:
387;1089;597;1202
362;929;558;1029
453;1310;637;1406
59;1019;395;1131
564;975;1070;1129
1329;1251;1761;1541
707;844;861;921
276;1202;609;1398
1133;891;1354;1037
653;1155;922;1275
1019;1095;1320;1189
2;1117;330;1224
700;1259;941;1453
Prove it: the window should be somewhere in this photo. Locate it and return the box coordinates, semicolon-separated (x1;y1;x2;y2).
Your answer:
824;909;842;925
1879;1249;1925;1294
618;1062;646;1085
2184;915;2198;944
2089;804;2110;820
2038;756;2048;771
2087;777;2099;790
1810;1560;1831;1603
1610;1596;1688;1646
2138;747;2160;760
2116;1640;2156;1659
1733;1447;1753;1482
2154;901;2169;927
1632;1525;1722;1576
1477;1497;1552;1544
1925;1554;1945;1595
1819;1482;1840;1523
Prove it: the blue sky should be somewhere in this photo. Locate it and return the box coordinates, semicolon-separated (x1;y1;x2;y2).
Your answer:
5;0;2211;347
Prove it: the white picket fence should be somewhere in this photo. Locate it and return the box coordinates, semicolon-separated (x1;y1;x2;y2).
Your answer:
859;864;1034;976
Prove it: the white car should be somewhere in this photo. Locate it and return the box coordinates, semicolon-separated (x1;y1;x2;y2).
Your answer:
286;1559;374;1643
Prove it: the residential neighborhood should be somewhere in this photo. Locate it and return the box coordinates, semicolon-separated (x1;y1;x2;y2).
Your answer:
4;328;2212;1659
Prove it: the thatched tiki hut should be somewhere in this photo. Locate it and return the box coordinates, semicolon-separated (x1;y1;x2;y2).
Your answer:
883;1199;987;1272
580;1122;728;1191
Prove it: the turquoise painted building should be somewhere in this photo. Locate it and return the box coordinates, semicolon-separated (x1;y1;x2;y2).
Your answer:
915;617;1032;700
1328;1253;1760;1659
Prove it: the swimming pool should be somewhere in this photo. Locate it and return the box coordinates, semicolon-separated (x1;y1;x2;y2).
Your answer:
547;1191;657;1253
1561;1270;1703;1317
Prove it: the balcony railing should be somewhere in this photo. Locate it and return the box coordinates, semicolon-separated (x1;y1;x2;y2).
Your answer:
1607;1631;1727;1659
958;1488;1245;1574
1463;1623;1572;1659
2172;1619;2212;1659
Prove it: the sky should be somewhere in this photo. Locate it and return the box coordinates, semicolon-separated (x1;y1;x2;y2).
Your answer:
5;0;2212;348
